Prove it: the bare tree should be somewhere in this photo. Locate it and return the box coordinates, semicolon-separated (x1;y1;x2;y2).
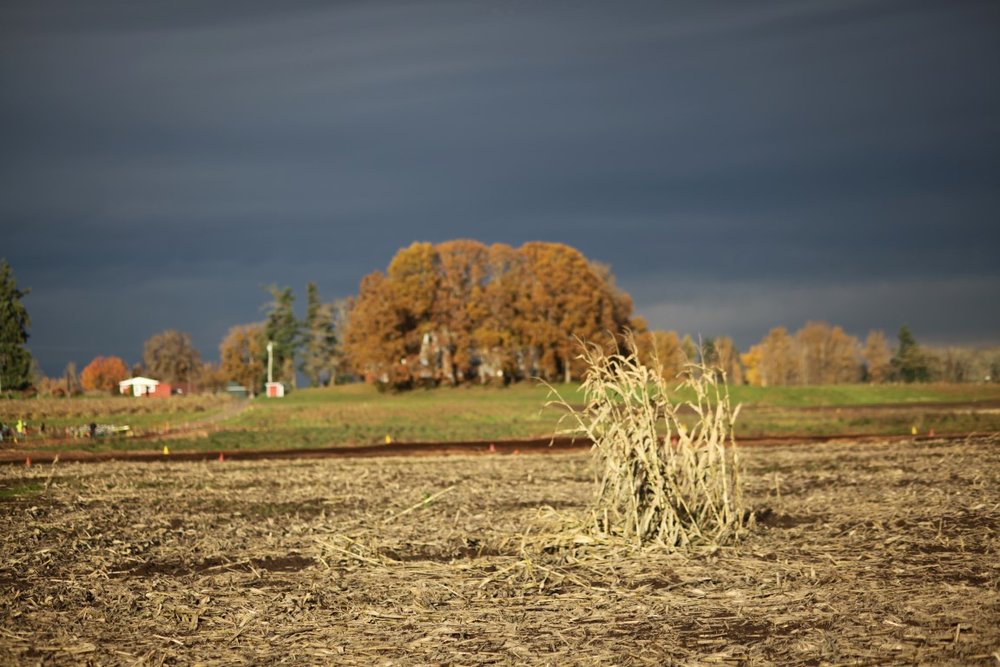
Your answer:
862;330;892;383
143;330;202;390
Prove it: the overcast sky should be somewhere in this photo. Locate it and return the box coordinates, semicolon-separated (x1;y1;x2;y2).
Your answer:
2;0;998;375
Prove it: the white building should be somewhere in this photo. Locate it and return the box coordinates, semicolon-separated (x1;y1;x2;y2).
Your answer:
119;377;161;397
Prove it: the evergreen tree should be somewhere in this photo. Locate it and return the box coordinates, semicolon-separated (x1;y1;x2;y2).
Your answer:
892;325;929;383
263;285;301;387
0;259;33;391
301;282;338;387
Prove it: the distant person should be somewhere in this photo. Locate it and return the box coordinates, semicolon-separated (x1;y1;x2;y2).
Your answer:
89;422;97;438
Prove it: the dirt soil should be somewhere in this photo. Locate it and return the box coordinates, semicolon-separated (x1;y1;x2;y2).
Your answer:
1;436;998;665
0;432;973;466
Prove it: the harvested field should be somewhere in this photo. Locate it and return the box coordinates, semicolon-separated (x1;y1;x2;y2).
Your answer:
1;436;998;665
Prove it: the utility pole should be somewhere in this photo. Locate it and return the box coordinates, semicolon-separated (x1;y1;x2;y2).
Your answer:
264;341;283;397
266;341;274;385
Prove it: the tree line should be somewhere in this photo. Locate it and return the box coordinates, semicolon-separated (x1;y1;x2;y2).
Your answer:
34;281;344;397
2;252;999;396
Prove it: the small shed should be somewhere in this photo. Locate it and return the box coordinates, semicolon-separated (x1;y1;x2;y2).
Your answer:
119;377;162;397
225;382;249;399
265;382;285;398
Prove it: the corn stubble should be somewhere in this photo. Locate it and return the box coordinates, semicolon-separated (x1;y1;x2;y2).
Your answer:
553;337;751;549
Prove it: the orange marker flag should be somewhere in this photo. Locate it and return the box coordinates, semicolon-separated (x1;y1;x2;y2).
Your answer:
218;452;225;462
25;457;31;467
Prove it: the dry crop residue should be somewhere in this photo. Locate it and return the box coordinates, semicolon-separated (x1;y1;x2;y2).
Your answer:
1;436;998;665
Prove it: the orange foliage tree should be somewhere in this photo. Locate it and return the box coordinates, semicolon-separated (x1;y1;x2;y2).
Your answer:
742;322;862;386
742;327;798;387
344;240;639;387
80;355;129;393
635;330;687;381
219;323;266;397
862;330;892;384
795;321;861;384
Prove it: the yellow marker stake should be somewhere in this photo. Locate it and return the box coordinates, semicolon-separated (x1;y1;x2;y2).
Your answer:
910;426;917;436
385;434;392;444
163;446;170;455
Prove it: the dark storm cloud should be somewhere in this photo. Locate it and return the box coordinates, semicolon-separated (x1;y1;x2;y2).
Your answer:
1;0;998;373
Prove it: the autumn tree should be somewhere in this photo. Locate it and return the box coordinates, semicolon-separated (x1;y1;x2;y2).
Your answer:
795;321;861;385
929;347;975;383
80;355;129;393
796;322;828;385
740;346;764;387
343;272;407;385
387;242;443;385
517;242;625;382
712;336;744;385
472;243;528;382
197;361;230;394
862;330;892;383
589;261;637;341
745;327;799;387
329;297;352;381
62;361;81;396
0;259;33;391
301;282;338;387
344;241;637;387
636;330;687;381
680;335;698;364
263;285;300;388
142;329;202;389
220;323;266;396
431;239;490;383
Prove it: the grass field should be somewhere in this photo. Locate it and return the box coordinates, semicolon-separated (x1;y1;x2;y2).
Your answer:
2;436;997;664
2;382;999;455
0;394;234;432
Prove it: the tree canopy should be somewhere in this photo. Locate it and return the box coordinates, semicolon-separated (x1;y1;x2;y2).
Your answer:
0;259;33;391
343;240;639;387
300;282;339;387
263;286;300;388
741;322;862;386
220;323;266;397
80;355;128;393
892;325;930;383
142;329;202;388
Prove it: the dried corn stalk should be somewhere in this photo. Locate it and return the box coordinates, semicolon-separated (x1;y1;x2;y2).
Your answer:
552;335;750;549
